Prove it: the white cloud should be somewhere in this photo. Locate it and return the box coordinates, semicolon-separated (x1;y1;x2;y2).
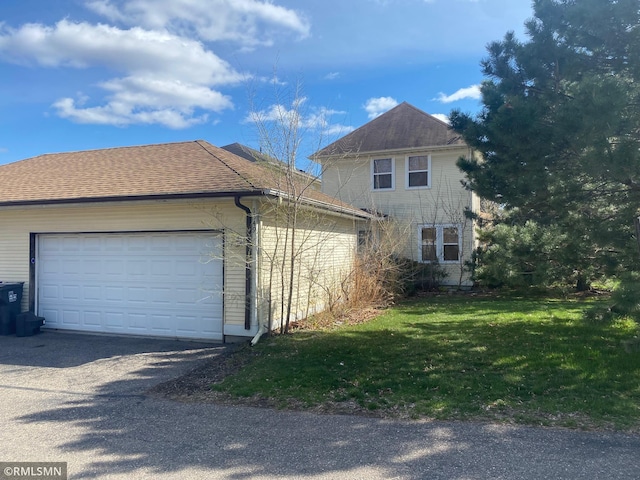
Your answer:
246;100;353;137
431;113;450;124
435;84;481;103
0;20;242;84
0;20;243;128
54;97;210;128
363;96;398;119
324;72;340;80
53;77;233;128
86;0;310;48
254;75;288;86
0;0;310;129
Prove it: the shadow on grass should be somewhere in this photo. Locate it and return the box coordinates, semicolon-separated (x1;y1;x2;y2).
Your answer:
216;297;640;429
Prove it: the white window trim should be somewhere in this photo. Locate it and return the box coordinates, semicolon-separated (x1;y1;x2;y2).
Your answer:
371;157;395;191
418;223;461;264
405;154;432;190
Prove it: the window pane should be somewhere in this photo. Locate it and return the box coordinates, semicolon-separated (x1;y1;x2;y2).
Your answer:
443;245;459;261
374;173;392;189
409;171;428;187
443;227;458;243
358;230;367;246
409;156;429;171
421;227;436;242
373;158;392;173
422;245;437;262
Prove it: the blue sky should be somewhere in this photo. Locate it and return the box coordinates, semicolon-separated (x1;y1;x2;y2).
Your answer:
0;0;534;168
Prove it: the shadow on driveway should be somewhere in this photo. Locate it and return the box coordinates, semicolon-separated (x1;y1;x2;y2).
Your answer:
0;330;223;368
1;331;639;479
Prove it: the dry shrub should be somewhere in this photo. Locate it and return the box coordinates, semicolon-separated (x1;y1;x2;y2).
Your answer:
346;255;402;309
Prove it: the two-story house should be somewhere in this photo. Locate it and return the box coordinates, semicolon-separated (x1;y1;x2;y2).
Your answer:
312;102;478;287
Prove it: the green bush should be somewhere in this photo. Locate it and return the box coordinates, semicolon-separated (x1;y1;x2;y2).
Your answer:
394;257;447;295
472;221;597;290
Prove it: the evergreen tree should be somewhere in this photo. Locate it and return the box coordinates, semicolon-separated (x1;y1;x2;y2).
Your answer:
452;0;640;289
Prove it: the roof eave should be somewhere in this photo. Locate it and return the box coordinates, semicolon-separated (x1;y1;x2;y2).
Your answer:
262;188;375;220
311;143;469;161
0;190;268;208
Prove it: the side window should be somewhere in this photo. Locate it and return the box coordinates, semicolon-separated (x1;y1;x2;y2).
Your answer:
406;155;430;189
421;227;437;262
358;230;369;253
372;158;394;190
442;227;460;261
420;225;460;263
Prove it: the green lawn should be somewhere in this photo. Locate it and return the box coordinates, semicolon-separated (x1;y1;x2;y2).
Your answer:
212;295;640;430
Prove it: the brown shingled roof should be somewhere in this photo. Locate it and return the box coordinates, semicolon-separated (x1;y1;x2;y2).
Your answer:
0;140;261;204
312;102;465;158
0;140;367;217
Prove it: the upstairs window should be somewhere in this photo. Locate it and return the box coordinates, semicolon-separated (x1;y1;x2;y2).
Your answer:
372;158;394;190
406;155;431;189
420;225;460;263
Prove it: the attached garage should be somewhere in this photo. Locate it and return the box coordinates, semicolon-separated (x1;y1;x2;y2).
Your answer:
0;140;371;342
37;232;223;340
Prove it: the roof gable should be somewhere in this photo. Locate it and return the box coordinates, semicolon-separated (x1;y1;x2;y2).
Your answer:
312;102;465;157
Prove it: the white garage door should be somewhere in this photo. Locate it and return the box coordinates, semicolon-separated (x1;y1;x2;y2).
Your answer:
37;232;223;340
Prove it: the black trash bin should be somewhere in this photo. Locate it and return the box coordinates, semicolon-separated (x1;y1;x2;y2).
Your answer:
0;282;24;335
16;312;45;337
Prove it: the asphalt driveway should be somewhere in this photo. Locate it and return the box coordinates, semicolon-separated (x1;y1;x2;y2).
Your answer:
0;331;638;480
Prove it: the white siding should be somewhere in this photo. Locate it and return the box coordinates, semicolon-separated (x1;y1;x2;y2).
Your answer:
256;201;357;330
321;146;476;286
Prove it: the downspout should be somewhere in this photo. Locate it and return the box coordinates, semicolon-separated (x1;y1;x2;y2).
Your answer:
234;196;253;332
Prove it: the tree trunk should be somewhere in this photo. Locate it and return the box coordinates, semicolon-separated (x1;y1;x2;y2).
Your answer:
576;274;589;292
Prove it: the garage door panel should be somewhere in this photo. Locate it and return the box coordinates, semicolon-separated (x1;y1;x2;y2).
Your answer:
128;313;147;330
106;286;125;302
201;315;223;335
62;259;81;275
105;312;125;328
105;260;125;277
83;286;102;301
149;260;172;278
126;260;147;275
62;285;80;300
62;310;81;326
62;237;83;252
84;311;101;326
175;315;199;333
40;309;57;325
82;259;101;276
150;314;173;333
37;232;223;340
149;287;172;304
128;287;147;303
40;284;60;301
175;260;197;277
83;237;102;251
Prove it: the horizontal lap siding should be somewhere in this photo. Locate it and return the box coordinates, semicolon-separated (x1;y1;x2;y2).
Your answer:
321;147;476;286
0;200;248;329
258;205;357;329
